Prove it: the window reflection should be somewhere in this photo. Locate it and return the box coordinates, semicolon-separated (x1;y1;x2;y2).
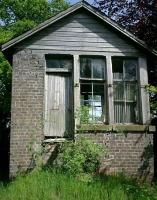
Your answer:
80;57;105;79
46;55;73;69
81;83;105;123
112;57;138;123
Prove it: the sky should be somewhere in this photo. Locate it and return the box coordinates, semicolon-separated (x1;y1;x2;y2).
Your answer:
69;0;93;5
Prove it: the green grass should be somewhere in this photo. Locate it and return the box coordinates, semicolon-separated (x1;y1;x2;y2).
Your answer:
0;169;157;200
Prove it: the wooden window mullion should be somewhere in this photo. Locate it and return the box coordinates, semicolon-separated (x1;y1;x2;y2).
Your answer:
74;55;80;129
106;55;114;124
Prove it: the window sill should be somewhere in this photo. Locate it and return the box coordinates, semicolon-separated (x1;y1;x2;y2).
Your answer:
76;124;156;133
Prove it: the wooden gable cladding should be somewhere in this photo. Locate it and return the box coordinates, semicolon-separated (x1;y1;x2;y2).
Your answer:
16;10;140;54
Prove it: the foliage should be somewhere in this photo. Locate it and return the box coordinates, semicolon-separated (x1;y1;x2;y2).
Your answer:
0;169;157;200
76;105;91;124
0;52;12;134
0;0;70;44
0;28;14;45
94;0;157;49
0;0;70;26
54;137;105;175
8;20;37;37
146;85;157;120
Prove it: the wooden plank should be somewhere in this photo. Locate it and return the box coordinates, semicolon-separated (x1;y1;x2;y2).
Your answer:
74;55;80;129
21;45;138;53
40;36;126;43
49;22;109;29
45;74;73;137
43;138;67;143
106;55;114;124
37;32;125;38
46;25;110;33
30;41;134;48
31;49;142;57
17;11;139;54
138;57;150;124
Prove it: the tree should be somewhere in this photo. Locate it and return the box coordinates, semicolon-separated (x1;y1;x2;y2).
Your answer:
94;0;157;48
0;0;69;26
0;0;70;42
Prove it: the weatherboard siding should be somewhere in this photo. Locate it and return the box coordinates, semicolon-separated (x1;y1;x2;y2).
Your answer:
16;11;140;54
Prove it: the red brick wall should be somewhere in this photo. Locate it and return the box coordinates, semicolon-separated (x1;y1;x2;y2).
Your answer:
10;50;45;176
76;133;154;180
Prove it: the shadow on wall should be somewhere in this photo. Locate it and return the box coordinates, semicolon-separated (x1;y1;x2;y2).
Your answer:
138;142;154;182
153;126;157;180
28;142;59;171
43;144;59;167
0;113;10;181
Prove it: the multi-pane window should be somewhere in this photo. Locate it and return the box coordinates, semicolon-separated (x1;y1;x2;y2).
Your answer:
80;56;106;123
112;58;139;123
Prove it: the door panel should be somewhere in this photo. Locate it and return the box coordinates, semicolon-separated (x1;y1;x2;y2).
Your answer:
45;73;73;137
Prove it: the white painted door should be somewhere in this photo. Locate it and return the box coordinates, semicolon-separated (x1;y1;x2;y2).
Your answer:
45;73;73;137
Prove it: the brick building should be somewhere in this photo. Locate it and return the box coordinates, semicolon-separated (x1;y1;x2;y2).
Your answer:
2;1;157;178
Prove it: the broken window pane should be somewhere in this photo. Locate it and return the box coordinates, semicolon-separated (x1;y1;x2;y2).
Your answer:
112;58;123;80
80;56;106;123
80;83;105;123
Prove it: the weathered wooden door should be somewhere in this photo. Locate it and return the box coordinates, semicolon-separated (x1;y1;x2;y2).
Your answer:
45;73;73;137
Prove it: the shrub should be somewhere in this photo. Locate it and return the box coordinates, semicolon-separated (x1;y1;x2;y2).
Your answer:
54;137;105;175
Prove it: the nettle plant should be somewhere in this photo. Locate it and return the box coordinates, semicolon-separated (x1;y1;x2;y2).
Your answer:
75;105;91;124
54;137;105;176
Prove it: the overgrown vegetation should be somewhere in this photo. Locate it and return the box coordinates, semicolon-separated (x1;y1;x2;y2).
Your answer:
146;85;157;121
0;169;157;200
54;137;105;175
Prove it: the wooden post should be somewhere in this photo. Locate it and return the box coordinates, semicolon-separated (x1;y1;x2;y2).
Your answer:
106;55;114;124
138;57;150;124
73;55;80;130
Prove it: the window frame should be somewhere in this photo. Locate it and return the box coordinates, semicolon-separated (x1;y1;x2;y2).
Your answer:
44;53;150;129
79;56;107;124
45;54;73;73
112;57;140;124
